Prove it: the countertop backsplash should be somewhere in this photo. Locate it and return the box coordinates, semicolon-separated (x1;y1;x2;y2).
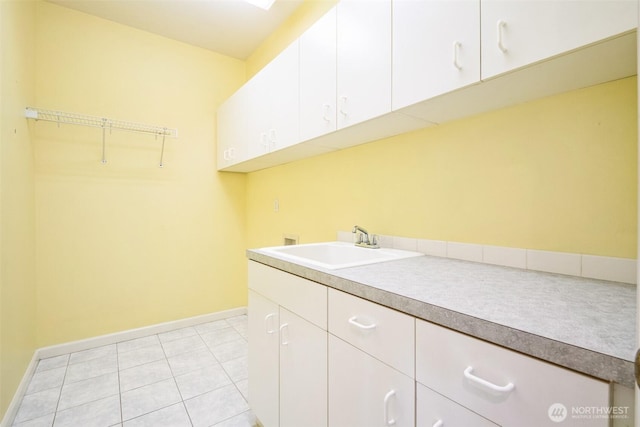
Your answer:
337;230;636;285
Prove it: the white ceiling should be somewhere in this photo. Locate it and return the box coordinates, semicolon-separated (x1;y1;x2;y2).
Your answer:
46;0;304;60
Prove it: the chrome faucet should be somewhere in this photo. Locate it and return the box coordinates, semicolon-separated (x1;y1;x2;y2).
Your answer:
352;225;379;249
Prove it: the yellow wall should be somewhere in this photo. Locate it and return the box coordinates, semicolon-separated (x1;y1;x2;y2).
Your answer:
0;0;37;417
33;2;247;346
246;76;638;258
246;0;337;79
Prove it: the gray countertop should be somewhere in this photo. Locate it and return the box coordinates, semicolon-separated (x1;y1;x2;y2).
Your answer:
247;249;636;388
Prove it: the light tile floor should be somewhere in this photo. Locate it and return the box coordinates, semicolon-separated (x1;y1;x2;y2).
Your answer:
12;315;257;427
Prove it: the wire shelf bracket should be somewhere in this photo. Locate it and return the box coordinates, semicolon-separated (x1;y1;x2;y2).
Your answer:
25;107;178;167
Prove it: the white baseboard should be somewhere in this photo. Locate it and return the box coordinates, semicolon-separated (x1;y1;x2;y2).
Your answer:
1;352;39;427
0;307;247;427
37;307;246;359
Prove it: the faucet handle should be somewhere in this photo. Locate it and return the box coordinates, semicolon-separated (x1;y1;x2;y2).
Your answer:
371;234;378;246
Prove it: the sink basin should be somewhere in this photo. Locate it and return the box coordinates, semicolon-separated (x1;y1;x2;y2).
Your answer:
259;241;423;270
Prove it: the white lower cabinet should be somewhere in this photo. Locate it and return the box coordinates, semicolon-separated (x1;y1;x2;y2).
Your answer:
248;262;327;427
328;334;415;427
279;307;327;427
416;319;610;426
417;382;498;427
248;262;614;427
247;290;279;427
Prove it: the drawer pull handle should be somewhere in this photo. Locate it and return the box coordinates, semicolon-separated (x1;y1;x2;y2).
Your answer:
464;366;514;393
348;316;376;330
383;389;396;426
265;313;276;334
432;421;444;427
279;323;289;346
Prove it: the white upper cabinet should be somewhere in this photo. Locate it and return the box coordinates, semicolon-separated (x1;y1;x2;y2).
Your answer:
392;0;481;111
217;0;637;172
299;7;337;142
336;0;392;129
216;83;248;169
268;40;300;151
481;0;638;79
247;40;300;159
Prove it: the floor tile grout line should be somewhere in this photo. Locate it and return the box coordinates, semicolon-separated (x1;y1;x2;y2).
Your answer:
48;351;71;426
116;335;161;356
67;344;118;367
116;338;124;427
33;353;71;426
209;409;248;427
158;335;195;427
120;335;179;424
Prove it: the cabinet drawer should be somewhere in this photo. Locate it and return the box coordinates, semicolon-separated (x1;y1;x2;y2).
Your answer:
416;320;609;426
249;261;327;329
328;288;414;377
417;382;497;427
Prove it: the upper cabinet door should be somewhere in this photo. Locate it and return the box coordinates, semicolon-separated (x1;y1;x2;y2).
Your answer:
216;84;248;170
300;7;337;142
481;0;638;80
267;40;300;151
247;40;300;159
246;69;270;159
392;0;480;111
336;0;392;130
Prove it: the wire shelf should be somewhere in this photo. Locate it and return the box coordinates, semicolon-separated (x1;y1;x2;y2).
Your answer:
25;107;178;137
25;107;178;166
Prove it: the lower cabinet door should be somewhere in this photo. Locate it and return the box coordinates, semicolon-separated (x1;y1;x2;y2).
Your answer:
417;382;498;427
248;290;279;427
328;334;414;427
279;308;327;427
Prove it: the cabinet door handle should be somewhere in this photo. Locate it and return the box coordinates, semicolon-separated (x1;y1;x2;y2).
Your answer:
339;96;348;116
463;366;514;393
228;147;235;159
348;316;376;330
223;149;229;161
279;323;289;345
260;132;269;151
453;41;462;70
268;129;277;149
383;389;396;426
497;20;507;53
323;103;331;122
264;313;276;334
432;421;443;427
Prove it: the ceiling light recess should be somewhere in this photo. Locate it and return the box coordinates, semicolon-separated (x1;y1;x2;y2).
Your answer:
244;0;276;10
